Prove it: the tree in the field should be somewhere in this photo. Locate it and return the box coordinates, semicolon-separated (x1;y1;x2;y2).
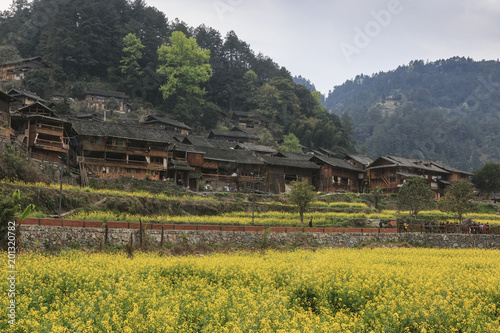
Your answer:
213;30;255;110
278;133;301;153
396;177;435;219
22;70;49;97
438;180;475;223
370;186;387;212
52;98;71;114
104;97;119;111
200;102;222;131
289;181;316;224
120;33;144;76
254;83;281;127
1;190;34;249
157;31;212;104
259;129;276;147
472;162;500;196
0;45;21;64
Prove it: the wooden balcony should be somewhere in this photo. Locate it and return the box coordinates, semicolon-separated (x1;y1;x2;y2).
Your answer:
77;156;165;170
35;123;64;137
33;138;69;153
105;144;127;151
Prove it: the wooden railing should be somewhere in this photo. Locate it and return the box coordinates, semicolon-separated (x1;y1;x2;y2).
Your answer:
105;144;127;151
34;138;69;151
77;156;164;169
36;123;64;136
381;175;390;187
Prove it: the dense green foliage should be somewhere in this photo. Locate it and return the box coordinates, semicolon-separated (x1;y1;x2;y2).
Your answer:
0;191;16;236
438;180;476;223
289;181;316;224
278;133;301;153
120;33;145;77
0;0;354;154
472;161;500;195
0;145;49;183
369;186;387;212
157;31;212;104
0;44;21;63
396;177;436;219
325;57;500;171
0;189;33;244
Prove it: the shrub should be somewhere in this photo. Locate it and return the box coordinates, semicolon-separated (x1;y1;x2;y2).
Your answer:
291;285;321;314
0;148;50;183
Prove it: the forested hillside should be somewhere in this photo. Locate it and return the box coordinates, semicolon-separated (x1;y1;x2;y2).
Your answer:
325;57;500;171
0;0;354;154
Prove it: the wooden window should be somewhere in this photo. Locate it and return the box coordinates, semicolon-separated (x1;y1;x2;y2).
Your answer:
114;139;124;146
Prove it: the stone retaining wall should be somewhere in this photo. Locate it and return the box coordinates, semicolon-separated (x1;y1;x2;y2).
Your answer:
19;224;500;250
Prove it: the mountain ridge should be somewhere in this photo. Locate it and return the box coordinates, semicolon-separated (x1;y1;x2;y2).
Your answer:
323;57;500;171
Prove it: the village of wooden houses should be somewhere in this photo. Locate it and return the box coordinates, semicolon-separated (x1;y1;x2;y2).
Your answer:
0;57;472;199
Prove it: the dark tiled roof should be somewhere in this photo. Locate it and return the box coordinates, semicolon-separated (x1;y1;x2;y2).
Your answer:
179;135;243;149
230;127;246;132
170;142;205;153
346;154;373;166
181;135;210;146
0;56;45;66
368;155;450;174
260;155;320;169
85;89;129;99
274;151;313;160
197;146;263;165
16;101;54;115
310;149;327;157
0;89;15;102
310;155;363;172
71;112;95;119
209;130;259;140
71;119;174;144
170;159;194;171
387;155;449;173
236;143;277;154
428;161;473;175
117;118;140;124
8;88;47;103
318;147;336;157
140;115;192;130
207;140;240;149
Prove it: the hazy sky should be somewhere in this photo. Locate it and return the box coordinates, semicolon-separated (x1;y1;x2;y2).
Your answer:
2;0;499;94
146;0;500;94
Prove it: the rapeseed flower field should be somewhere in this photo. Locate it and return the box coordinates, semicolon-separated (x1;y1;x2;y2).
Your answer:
65;209;500;227
2;248;500;332
0;179;215;202
4;179;500;226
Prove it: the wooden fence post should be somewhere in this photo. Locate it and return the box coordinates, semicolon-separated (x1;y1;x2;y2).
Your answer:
160;226;164;248
104;222;109;247
139;219;143;247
